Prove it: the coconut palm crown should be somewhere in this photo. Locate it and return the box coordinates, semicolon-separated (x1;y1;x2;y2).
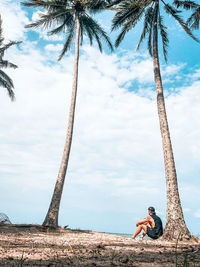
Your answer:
22;0;113;228
22;0;113;60
111;0;198;61
0;15;21;100
111;0;198;240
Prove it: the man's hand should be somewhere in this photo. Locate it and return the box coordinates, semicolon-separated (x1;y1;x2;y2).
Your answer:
136;223;139;227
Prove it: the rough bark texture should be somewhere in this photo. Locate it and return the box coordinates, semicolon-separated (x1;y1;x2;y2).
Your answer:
43;17;80;228
153;2;190;241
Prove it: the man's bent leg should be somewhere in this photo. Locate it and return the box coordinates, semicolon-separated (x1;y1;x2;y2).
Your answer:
132;224;147;239
141;223;150;238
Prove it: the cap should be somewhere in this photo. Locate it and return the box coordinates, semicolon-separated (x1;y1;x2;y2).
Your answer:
148;206;155;213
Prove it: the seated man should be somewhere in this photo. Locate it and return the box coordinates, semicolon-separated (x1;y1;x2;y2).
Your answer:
131;207;163;239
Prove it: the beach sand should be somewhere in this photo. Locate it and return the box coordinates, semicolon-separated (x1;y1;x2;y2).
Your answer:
0;225;200;266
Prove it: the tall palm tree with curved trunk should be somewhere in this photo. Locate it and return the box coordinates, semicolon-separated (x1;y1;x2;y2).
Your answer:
111;0;198;240
0;15;21;100
22;0;113;228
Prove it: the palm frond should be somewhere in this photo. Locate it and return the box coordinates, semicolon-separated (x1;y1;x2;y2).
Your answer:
0;70;14;88
113;1;145;47
137;6;154;51
0;70;15;100
107;0;124;7
173;0;198;10
147;23;153;56
48;21;66;35
86;0;112;13
0;78;15;100
80;15;101;51
25;9;72;30
148;3;158;57
79;16;94;46
158;13;168;62
48;12;74;35
21;0;67;10
115;25;128;47
105;0;125;12
0;60;18;69
0;38;4;46
89;16;113;52
0;16;20;100
91;31;103;52
0;41;22;57
58;20;75;60
187;6;200;29
0;15;3;44
112;1;143;31
81;14;113;51
164;3;199;42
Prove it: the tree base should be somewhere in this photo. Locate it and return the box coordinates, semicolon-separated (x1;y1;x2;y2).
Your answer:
42;216;58;229
162;220;191;241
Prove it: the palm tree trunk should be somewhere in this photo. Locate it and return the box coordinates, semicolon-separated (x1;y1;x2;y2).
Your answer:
43;16;80;228
153;2;190;240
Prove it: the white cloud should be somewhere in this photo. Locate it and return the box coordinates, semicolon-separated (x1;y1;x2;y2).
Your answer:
0;0;29;41
183;208;191;213
190;69;200;80
45;44;63;52
164;64;185;76
194;210;200;218
32;10;42;22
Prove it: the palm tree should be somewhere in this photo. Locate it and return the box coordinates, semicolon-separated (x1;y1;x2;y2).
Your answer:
111;0;198;240
22;0;113;228
0;15;21;100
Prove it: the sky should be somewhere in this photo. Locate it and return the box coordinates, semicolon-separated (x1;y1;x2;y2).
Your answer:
0;0;200;236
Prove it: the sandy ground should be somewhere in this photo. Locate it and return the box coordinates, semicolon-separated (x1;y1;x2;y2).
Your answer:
0;225;200;266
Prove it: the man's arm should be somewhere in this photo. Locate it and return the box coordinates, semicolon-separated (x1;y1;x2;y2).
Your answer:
136;217;150;227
